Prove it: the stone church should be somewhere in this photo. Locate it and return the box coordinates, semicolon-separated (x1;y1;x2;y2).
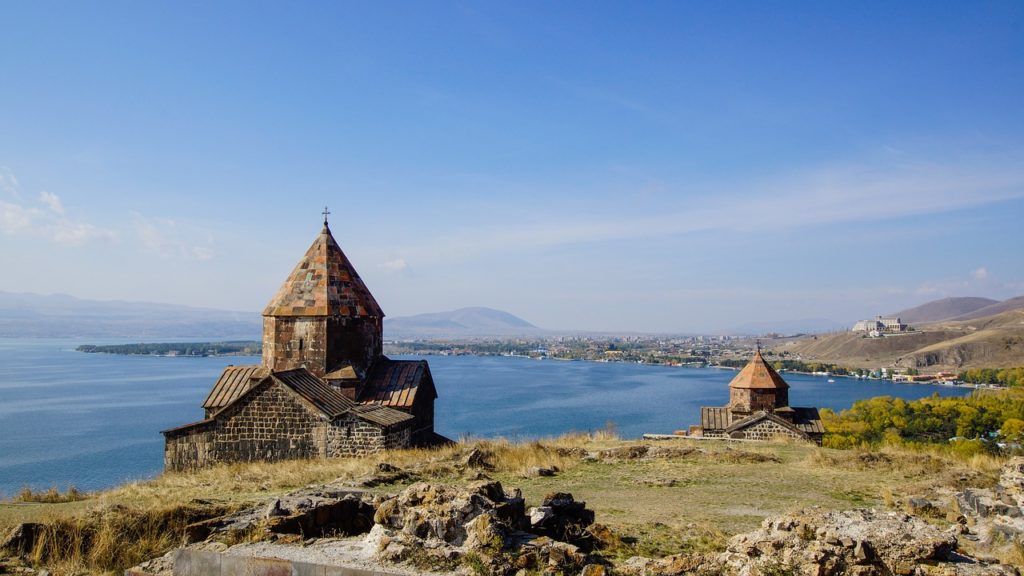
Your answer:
163;217;445;471
697;349;823;444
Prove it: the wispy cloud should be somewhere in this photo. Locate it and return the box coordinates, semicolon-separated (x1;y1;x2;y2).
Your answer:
0;166;20;197
131;213;214;261
382;152;1024;266
0;191;115;246
39;191;64;214
378;257;408;272
913;266;1021;299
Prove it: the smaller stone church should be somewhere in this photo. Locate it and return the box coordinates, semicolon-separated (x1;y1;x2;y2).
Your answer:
696;349;823;444
163;215;447;471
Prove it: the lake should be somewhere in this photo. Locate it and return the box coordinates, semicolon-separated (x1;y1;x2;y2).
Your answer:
0;338;972;497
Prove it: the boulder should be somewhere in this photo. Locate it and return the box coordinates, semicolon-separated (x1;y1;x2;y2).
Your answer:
619;508;1020;576
529;493;596;549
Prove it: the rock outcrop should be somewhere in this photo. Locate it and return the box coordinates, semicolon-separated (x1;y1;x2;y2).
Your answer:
622;508;1017;576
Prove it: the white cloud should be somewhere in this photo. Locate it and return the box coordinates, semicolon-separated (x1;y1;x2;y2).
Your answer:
972;267;989;281
50;219;117;246
39;191;64;214
0;171;116;246
131;213;215;261
0;166;19;197
0;201;38;235
379;258;408;272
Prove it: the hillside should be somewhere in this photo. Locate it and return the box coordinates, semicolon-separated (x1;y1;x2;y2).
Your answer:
777;308;1024;370
384;306;542;339
948;295;1024;321
0;291;260;338
892;296;999;324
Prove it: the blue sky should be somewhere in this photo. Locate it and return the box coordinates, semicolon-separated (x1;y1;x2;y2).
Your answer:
1;1;1023;333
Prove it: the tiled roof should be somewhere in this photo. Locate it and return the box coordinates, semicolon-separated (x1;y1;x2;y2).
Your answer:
202;365;269;411
324;364;359;381
274;368;412;428
360;358;435;409
161;417;215;436
701;406;733;431
700;405;823;436
728;350;790;390
789;407;825;435
263;223;384;318
725;410;809;438
352;405;414;427
272;368;356;418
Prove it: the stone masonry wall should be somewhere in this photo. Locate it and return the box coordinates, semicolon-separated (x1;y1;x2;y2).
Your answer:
326;414;411;457
262;316;382;378
164;380;410;471
211;380;324;463
325;316;381;376
262;317;329;377
165;426;214;471
730;388;788;413
731;418;805;441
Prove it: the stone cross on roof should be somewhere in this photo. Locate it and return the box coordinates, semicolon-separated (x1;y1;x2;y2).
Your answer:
322;205;331;225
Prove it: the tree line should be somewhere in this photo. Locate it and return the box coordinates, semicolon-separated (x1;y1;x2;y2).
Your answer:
76;341;262;356
822;388;1024;455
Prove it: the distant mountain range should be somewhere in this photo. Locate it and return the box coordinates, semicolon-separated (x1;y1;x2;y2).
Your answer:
385;307;543;339
0;292;541;340
0;291;261;338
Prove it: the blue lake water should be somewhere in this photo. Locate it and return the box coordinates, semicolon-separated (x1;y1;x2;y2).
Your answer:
0;338;973;497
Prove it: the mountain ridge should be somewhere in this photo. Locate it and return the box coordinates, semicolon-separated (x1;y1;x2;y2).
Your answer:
890;296;1000;324
385;306;542;339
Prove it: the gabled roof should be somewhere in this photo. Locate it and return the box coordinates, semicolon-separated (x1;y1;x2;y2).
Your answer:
324;364;359;381
701;406;733;431
700;405;824;435
203;365;269;411
788;407;825;435
263;223;383;318
351;404;414;427
729;350;789;390
271;368;356;418
725;410;809;439
360;358;436;409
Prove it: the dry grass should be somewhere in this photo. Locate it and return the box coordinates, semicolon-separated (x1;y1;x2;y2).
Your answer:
9;486;89;505
0;433;1014;575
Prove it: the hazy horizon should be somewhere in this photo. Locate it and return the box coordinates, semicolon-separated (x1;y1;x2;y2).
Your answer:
2;2;1023;333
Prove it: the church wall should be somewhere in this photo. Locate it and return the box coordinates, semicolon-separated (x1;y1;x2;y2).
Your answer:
164;425;214;471
262;317;329;377
325;316;382;377
325;414;411;457
729;419;805;442
211;381;323;464
165;381;411;471
165;381;324;471
409;394;435;446
730;388;788;412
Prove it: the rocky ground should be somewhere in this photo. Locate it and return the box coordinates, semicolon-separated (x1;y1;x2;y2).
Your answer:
4;446;1024;575
123;455;1024;575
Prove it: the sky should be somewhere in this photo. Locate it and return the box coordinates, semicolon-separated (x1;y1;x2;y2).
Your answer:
1;1;1023;333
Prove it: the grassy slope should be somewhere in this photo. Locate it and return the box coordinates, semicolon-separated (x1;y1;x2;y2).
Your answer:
778;309;1024;370
0;435;1004;575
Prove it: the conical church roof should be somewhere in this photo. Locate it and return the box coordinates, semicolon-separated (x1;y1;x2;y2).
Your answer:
262;223;384;318
728;349;789;390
